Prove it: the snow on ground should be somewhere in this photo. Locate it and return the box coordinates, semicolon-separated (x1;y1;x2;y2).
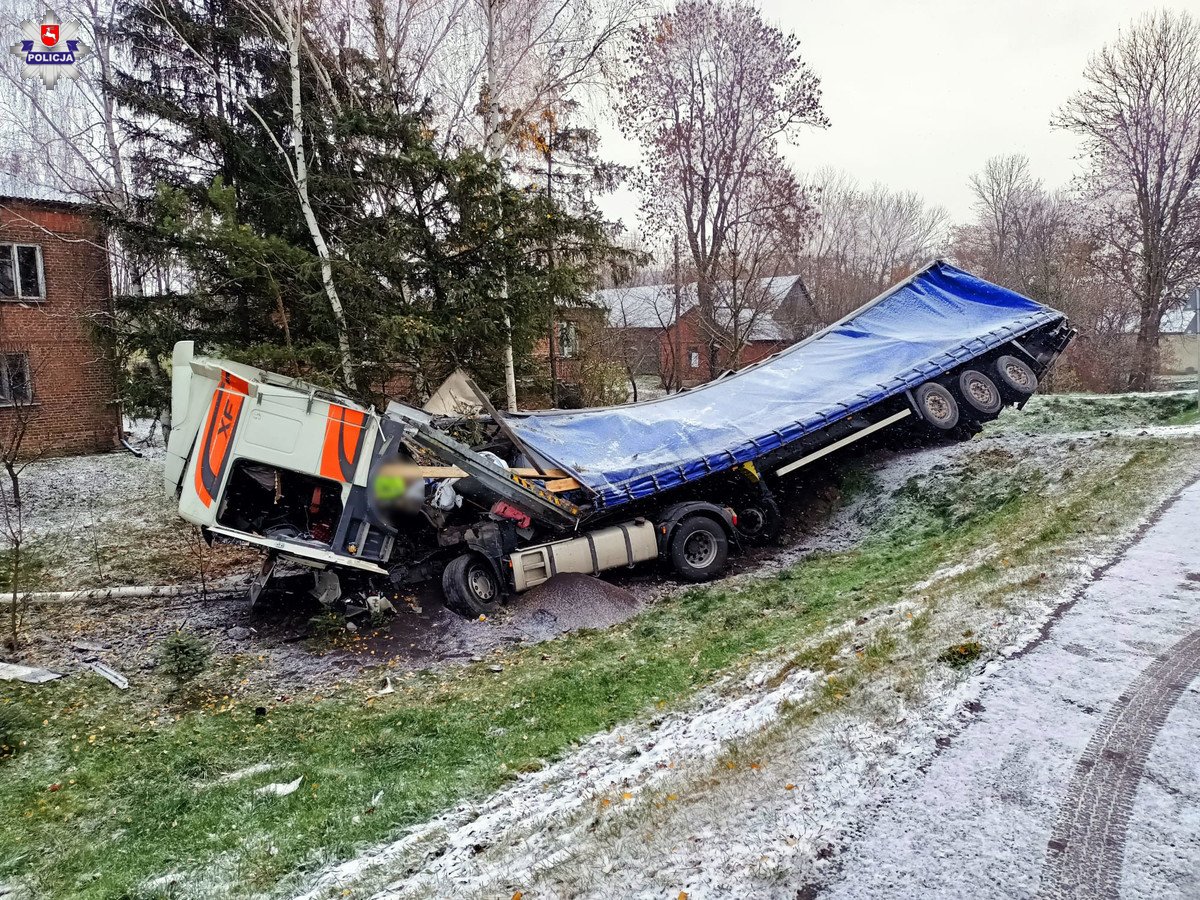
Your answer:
826;478;1200;900
291;426;1200;900
16;418;252;590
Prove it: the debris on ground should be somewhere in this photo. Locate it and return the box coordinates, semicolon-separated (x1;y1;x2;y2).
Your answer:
212;763;276;785
0;662;61;684
255;776;303;798
86;660;129;690
369;677;395;697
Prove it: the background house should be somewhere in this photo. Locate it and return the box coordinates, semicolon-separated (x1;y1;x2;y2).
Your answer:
0;176;120;455
591;273;818;390
1158;291;1200;376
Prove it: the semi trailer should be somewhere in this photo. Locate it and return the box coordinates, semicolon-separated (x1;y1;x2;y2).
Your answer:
163;260;1075;616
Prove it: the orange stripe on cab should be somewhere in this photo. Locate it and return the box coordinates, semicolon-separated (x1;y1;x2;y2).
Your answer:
319;405;368;483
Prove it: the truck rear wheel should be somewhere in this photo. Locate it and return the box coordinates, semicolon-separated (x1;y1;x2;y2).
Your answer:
736;497;782;545
442;553;503;618
957;369;1002;416
669;516;729;582
995;355;1037;396
915;382;959;430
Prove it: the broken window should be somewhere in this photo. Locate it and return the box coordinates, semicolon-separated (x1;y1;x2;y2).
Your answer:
0;245;43;300
0;353;32;404
688;347;700;369
217;460;344;546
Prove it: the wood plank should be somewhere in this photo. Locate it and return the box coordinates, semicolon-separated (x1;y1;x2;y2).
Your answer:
383;464;569;480
543;477;582;492
512;467;568;478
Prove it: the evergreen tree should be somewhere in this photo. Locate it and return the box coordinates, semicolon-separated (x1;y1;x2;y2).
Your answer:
105;0;625;412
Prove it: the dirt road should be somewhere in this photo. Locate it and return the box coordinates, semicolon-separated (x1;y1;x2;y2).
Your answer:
825;478;1200;900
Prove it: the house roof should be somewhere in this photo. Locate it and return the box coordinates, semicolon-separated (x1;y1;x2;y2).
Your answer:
593;273;813;341
0;172;84;206
1161;307;1197;335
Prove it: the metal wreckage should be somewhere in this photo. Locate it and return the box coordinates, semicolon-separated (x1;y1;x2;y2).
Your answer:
164;261;1075;616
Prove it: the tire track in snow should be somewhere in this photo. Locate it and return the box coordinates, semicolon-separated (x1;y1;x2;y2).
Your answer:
1039;623;1200;900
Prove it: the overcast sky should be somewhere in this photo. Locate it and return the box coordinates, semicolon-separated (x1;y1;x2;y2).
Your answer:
595;0;1182;239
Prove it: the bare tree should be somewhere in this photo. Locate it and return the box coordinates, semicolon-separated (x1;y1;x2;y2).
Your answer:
0;352;43;651
859;185;948;289
620;0;827;373
0;0;131;208
715;165;812;366
1055;9;1200;389
958;154;1081;307
965;154;1041;283
792;169;947;323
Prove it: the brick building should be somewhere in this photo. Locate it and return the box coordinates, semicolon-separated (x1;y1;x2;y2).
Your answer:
659;301;793;387
595;274;818;389
0;177;120;455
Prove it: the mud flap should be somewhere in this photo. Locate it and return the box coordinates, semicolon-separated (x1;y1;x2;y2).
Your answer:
248;552;277;608
311;568;342;606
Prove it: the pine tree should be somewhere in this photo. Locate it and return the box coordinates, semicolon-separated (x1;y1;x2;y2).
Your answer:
104;0;625;411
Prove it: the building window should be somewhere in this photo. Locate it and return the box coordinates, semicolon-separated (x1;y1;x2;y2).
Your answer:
0;244;44;300
688;347;700;369
0;353;32;405
558;320;579;359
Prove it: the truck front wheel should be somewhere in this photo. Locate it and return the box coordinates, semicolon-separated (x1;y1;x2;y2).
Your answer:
442;553;503;618
736;497;782;545
669;516;729;582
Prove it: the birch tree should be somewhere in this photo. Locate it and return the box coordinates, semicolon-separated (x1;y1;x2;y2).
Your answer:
472;0;644;409
271;0;356;388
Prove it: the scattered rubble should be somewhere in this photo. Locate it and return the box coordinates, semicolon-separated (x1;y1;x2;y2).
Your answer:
0;662;61;684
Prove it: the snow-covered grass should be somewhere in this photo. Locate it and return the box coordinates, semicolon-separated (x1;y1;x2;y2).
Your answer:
985;390;1200;434
3;400;1200;900
14;419;253;591
295;431;1200;900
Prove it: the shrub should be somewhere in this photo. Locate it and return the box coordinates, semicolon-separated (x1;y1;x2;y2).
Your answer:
159;630;210;687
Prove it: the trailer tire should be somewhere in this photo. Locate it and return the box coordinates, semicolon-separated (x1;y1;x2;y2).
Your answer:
442;553;503;618
995;355;1038;396
915;382;960;430
669;516;729;582
957;369;1003;417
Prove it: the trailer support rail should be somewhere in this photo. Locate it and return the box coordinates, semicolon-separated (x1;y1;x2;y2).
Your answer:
775;408;911;477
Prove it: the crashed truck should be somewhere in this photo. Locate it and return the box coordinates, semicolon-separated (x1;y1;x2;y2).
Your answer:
164;261;1075;616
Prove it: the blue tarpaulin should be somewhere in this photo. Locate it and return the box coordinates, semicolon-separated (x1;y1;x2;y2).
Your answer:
506;262;1065;510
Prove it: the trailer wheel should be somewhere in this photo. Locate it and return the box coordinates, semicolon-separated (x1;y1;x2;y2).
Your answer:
957;369;1003;416
736;497;782;545
915;382;960;430
995;355;1037;396
669;516;729;582
442;553;502;618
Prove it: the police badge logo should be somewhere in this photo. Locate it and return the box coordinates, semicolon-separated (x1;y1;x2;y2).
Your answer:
10;12;90;89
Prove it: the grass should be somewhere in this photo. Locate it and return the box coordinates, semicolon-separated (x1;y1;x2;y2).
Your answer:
985;390;1199;434
0;430;1196;898
938;640;984;668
